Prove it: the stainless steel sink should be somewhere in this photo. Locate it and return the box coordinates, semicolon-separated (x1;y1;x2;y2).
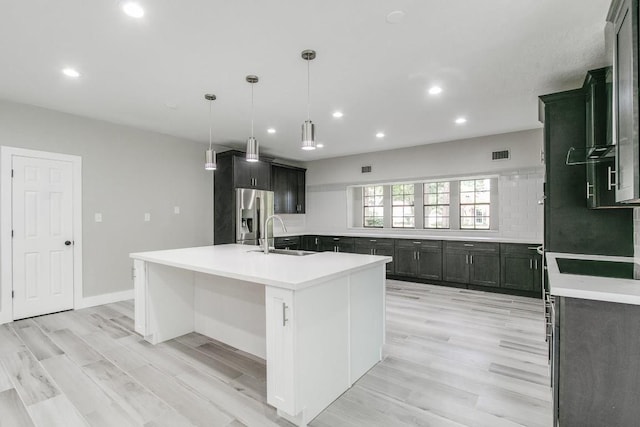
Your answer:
250;249;316;256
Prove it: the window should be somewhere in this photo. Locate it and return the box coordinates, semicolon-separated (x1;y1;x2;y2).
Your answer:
363;185;384;228
424;181;450;229
392;184;415;228
460;179;491;229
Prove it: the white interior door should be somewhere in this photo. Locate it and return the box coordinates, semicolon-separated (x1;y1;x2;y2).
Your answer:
12;155;74;320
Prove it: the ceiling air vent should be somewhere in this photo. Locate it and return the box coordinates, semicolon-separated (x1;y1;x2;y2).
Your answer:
492;150;510;161
361;166;372;173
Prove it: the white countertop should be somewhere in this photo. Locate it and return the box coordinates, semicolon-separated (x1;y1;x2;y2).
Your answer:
130;244;391;291
274;231;541;244
546;252;640;306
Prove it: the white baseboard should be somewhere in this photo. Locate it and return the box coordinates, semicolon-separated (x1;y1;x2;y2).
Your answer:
0;311;11;325
80;289;134;309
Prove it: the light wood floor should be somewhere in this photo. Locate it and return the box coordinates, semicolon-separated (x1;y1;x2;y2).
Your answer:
0;280;551;427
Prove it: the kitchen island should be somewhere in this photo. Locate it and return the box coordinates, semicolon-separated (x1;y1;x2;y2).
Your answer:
130;244;391;426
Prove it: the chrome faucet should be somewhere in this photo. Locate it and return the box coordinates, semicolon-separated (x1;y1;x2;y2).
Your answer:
263;215;287;254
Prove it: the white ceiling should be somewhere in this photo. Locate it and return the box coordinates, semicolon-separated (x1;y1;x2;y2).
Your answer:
0;0;611;161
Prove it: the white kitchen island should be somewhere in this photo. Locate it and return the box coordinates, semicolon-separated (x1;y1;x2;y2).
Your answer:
130;244;390;426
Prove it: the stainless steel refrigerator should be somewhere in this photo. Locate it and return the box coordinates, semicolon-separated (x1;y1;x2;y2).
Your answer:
236;188;274;245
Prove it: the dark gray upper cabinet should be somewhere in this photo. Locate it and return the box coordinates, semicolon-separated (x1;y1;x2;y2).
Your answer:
584;68;619;209
500;244;542;292
233;156;271;190
272;164;306;214
609;0;640;203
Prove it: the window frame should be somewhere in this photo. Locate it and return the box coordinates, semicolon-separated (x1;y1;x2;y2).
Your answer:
362;185;384;228
423;181;451;229
459;179;491;230
391;183;416;229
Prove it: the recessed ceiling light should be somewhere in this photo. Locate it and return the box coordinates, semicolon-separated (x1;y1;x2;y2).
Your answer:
376;132;385;138
267;128;276;134
428;86;443;95
317;143;325;148
386;10;406;24
122;2;144;18
455;117;467;124
332;111;343;118
62;68;80;78
164;102;178;110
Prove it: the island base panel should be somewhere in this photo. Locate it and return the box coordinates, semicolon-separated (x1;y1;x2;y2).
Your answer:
194;273;266;359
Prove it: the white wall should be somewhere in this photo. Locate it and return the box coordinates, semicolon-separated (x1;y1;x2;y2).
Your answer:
0;99;215;302
304;129;544;242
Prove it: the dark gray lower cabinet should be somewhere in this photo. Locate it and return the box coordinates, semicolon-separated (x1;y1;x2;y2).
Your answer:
355;238;394;275
393;240;442;281
500;244;542;292
555;297;640;426
301;235;319;251
274;236;301;250
443;241;500;288
318;236;355;253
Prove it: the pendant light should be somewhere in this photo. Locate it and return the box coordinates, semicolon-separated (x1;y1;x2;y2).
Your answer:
204;94;217;170
301;49;317;151
246;75;259;162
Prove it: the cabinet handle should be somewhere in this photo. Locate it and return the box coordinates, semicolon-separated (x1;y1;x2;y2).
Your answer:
374;248;377;255
413;251;416;260
470;255;473;264
586;182;594;199
465;254;469;264
282;303;289;326
530;259;533;269
534;259;538;270
607;167;617;191
370;239;377;242
413;241;422;244
464;244;474;247
417;252;420;260
370;249;373;255
315;237;318;245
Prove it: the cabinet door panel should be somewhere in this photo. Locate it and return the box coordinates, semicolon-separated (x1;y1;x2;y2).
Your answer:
501;255;535;291
301;235;319;251
233;157;253;188
374;245;395;275
253;161;272;190
394;247;417;277
295;169;306;213
469;253;500;287
443;251;469;283
272;166;291;213
416;249;442;280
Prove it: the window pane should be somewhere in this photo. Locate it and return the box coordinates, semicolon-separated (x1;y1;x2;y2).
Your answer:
425;194;437;204
476;191;490;203
425;206;437;217
392;217;404;227
475;217;490;229
425;183;437;193
374;195;384;205
374;207;383;217
460;180;474;192
460;192;474;204
404;206;415;216
475;179;491;191
392;185;403;196
475;204;490;217
375;186;384;196
404;194;415;206
392;195;404;205
438;182;450;192
425;216;436;228
364;207;374;217
439;218;450;228
441;206;450;216
461;205;475;216
404;217;415;228
364;187;374;196
461;217;475;228
392;206;404;217
437;193;450;204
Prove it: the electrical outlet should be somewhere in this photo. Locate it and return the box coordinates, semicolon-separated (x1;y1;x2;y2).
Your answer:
144;213;151;222
174;206;180;214
94;213;102;223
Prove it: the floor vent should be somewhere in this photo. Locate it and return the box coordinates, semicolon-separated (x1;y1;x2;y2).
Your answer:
492;150;510;160
361;166;372;173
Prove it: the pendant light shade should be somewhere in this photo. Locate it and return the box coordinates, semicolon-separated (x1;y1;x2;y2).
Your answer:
301;120;316;150
301;49;317;151
246;137;259;162
245;75;260;163
204;94;217;171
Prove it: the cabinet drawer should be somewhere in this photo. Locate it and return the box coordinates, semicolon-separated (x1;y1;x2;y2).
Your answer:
445;241;499;253
274;236;301;249
395;239;442;249
500;243;541;255
355;238;394;249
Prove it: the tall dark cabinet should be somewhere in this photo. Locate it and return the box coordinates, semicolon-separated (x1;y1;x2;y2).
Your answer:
214;150;273;245
272;164;306;214
539;90;633;256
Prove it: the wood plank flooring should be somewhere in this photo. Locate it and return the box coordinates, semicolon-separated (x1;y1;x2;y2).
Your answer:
0;280;551;426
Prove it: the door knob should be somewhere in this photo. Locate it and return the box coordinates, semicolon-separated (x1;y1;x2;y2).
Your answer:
65;241;72;246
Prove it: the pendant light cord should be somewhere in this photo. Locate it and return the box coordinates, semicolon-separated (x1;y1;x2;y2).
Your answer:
307;58;311;120
208;100;213;150
251;83;255;137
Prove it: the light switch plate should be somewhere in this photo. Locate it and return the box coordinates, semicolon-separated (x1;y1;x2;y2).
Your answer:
144;213;151;222
174;206;180;214
94;213;102;223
